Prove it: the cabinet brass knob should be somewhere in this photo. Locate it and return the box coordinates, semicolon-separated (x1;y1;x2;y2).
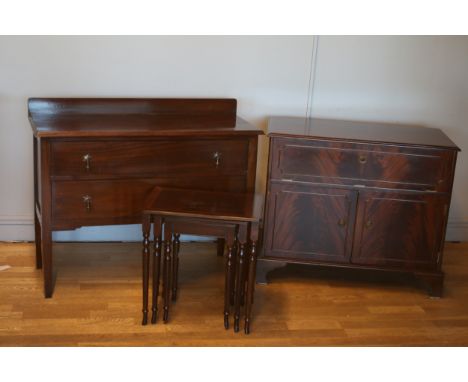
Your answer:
338;219;347;227
365;220;373;228
82;154;92;171
213;152;221;167
358;155;367;164
83;195;92;211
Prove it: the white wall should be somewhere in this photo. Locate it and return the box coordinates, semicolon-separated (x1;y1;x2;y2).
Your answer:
0;36;466;241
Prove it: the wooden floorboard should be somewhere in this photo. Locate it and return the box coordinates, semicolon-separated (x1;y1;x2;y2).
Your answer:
0;241;467;346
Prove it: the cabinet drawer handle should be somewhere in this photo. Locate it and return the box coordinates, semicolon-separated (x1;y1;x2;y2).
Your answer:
338;219;347;227
358;155;367;164
213;152;222;167
82;154;92;171
365;220;373;228
82;195;92;212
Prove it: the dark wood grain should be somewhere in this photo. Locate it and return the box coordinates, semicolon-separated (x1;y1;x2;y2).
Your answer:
144;187;262;333
144;187;264;222
151;217;162;324
39;139;54;298
244;222;260;334
172;233;181;302
141;214;151;325
259;116;459;297
268;116;459;150
271;138;454;192
351;190;447;269
264;182;357;263
162;229;172;323
28;98;261;138
33;136;42;270
50;138;251;178
30;98;262;297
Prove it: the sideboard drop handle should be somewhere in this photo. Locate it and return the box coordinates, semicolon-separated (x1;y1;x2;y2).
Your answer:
213;152;221;167
83;154;92;171
83;195;92;212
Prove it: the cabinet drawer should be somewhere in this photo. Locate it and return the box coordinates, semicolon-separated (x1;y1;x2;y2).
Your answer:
51;175;249;229
271;138;452;191
50;139;250;178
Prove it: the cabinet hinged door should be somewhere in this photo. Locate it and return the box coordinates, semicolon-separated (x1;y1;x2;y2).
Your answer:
351;190;447;270
263;182;358;263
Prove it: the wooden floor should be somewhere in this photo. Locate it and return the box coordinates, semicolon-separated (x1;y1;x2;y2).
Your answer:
1;241;468;346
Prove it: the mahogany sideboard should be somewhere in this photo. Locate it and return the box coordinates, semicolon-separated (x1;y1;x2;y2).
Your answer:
257;116;459;297
29;98;262;297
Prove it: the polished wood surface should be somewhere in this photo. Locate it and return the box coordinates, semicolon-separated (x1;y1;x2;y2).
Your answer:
50;138;251;178
51;177;252;230
264;183;357;263
1;241;468;346
351;190;446;269
268;116;459;149
29;98;261;137
144;187;264;222
143;187;262;333
30;98;262;297
260;116;459;297
271;138;455;192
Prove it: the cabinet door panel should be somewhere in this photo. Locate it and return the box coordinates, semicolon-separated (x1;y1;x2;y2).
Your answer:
263;182;357;263
351;191;447;269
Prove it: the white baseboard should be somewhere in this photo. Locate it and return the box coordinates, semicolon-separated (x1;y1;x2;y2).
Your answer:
1;215;468;242
444;221;468;242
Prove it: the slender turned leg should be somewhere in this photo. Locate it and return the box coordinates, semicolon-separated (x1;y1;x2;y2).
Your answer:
224;241;234;329
141;214;151;325
234;242;246;332
244;240;258;334
163;232;173;323
161;240;167;313
240;242;250;307
230;238;238;306
217;238;225;257
151;217;162;324
172;233;181;302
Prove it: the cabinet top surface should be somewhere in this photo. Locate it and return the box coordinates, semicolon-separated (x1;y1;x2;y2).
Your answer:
29;98;263;138
268;116;459;150
144;187;263;222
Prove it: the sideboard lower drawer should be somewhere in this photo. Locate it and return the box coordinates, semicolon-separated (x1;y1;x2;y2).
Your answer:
51;176;249;229
50;138;250;178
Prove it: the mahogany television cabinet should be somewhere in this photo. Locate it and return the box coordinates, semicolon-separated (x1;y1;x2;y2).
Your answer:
257;117;459;297
29;98;262;298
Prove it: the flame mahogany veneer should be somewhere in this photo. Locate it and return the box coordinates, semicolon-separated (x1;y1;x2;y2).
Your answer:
257;116;460;297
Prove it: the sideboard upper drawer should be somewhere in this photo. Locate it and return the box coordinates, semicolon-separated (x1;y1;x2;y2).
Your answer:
270;138;454;192
50;139;250;178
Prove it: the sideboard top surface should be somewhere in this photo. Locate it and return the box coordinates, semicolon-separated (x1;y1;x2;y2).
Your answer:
268;116;459;150
29;98;263;138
